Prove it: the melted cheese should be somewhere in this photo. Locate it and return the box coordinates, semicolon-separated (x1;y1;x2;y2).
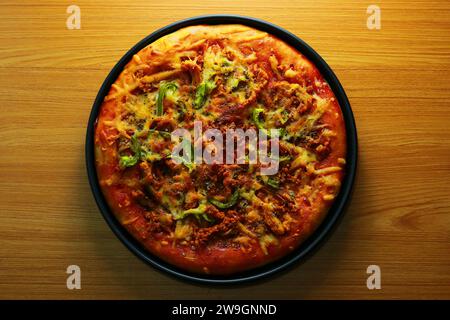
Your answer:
95;24;347;269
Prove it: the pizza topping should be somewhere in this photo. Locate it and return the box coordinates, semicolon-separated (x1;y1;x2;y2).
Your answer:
119;133;141;168
175;201;212;222
194;80;215;109
95;25;346;274
156;82;178;116
259;233;279;255
209;189;240;209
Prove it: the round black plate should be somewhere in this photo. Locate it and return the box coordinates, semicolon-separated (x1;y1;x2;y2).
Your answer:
85;14;358;284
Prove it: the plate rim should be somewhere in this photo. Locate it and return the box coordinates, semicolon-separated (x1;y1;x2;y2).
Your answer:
85;14;358;284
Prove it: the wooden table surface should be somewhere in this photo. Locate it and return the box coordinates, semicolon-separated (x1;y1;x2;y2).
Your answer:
0;0;449;300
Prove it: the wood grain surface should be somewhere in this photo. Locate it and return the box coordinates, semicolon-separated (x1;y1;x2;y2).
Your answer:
0;0;449;299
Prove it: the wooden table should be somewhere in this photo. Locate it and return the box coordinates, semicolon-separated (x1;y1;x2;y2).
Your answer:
1;0;449;299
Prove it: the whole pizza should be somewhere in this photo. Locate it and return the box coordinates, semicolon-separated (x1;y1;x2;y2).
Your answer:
94;24;347;275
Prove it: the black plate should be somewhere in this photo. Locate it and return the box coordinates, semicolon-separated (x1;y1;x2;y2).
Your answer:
85;14;358;284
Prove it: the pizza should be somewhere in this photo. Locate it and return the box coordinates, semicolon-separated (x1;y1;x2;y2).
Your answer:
94;24;346;275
